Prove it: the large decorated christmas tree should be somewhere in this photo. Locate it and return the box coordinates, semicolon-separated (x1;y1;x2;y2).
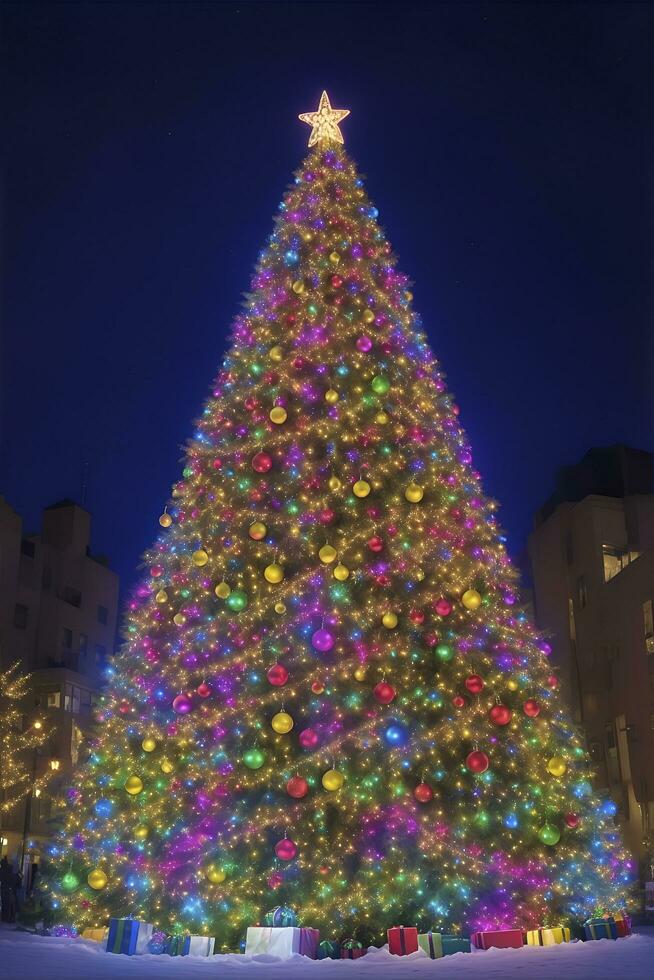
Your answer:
48;93;631;948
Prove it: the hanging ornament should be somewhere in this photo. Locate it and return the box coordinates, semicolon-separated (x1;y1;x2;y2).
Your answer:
523;699;541;717
435;598;452;616
322;769;345;791
172;693;192;714
267;663;289;687
160;759;174;774
197;682;212;698
141;737;157;753
405;483;424;503
286;775;309;799
134;825;149;840
292;280;305;294
226;590;248;611
373;681;396;704
353;479;371;498
547;674;559;688
465;674;484;695
327;473;341;490
124;775;144;795
155;589;168;604
506;678;519;692
311;679;325;695
452;694;467;709
173;612;186;626
367;535;383;552
274;601;286;614
381;611;398;629
312;627;334;652
192;549;209;567
205;864;226;884
87;868;108;890
333;562;350;581
435;643;454;662
414;782;434;803
461;589;482;610
242;747;266;769
465;750;489;774
538;823;561;846
275;838;297;861
353;665;367;682
269;345;284;362
362;308;375;324
268;871;284;889
329;251;341;264
488;704;512;726
269;406;287;425
565;812;580;829
252;451;273;473
215;581;231;598
375;410;389;425
299;728;319;748
318;544;337;563
158;511;172;528
61;871;80;892
271;710;294;734
324;388;339;404
547;756;567;777
383;722;409;747
249;521;267;540
371;375;390;394
264;562;284;584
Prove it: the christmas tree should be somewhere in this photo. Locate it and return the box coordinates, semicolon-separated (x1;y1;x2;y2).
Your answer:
48;93;631;947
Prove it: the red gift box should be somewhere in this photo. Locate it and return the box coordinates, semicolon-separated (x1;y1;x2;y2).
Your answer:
388;926;418;956
471;929;524;950
613;913;632;938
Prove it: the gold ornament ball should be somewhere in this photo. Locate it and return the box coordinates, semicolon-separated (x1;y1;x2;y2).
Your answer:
507;679;519;692
271;710;294;734
269;345;284;362
125;775;143;795
215;582;231;599
325;388;339;404
404;290;414;302
159;512;172;528
87;869;108;891
160;759;174;774
353;479;371;498
414;568;425;582
192;549;209;567
328;474;342;490
134;825;149;840
249;521;267;540
205;864;226;884
382;611;398;629
363;309;375;324
292;280;305;294
547;755;567;778
141;737;157;753
301;231;313;243
329;251;341;264
173;612;186;626
333;563;350;581
322;769;345;792
375;411;389;425
274;601;286;615
155;589;168;604
319;544;337;564
461;588;482;610
264;562;284;584
405;483;424;503
353;665;367;682
270;406;287;425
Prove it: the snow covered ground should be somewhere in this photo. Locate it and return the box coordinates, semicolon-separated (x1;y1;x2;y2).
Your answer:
1;927;652;980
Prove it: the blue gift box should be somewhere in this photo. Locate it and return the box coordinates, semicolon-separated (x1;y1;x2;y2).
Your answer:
442;936;472;955
583;918;618;941
106;918;153;955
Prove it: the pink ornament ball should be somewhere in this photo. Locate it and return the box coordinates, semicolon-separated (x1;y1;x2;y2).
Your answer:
172;693;193;714
356;335;373;352
252;451;273;474
547;674;559;688
267;872;283;889
452;694;466;709
435;598;452;617
274;838;297;861
196;682;212;698
299;728;319;749
465;749;489;774
267;663;289;686
311;628;334;652
564;812;580;829
465;674;484;695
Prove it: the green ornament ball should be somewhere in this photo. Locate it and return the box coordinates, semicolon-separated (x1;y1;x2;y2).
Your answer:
243;748;266;770
435;643;454;662
61;871;80;892
227;589;248;612
538;823;561;846
371;375;391;395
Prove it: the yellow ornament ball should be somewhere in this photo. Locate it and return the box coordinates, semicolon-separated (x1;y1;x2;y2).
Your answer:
269;345;284;362
404;290;414;302
322;769;345;792
547;756;567;778
270;406;287;425
155;589;168;604
461;588;482;610
158;512;172;528
325;388;339;404
414;568;425;582
141;737;157;753
353;665;367;682
192;549;209;567
173;612;186;626
353;480;371;498
319;544;337;564
274;601;286;615
328;475;342;490
134;825;149;840
215;581;231;599
329;251;341;264
160;759;174;774
507;679;519;692
375;411;389;425
271;710;294;734
125;775;143;795
363;309;375;324
249;521;267;540
264;562;284;584
333;563;350;581
87;869;108;891
292;280;305;294
405;483;424;503
382;611;399;629
205;864;226;884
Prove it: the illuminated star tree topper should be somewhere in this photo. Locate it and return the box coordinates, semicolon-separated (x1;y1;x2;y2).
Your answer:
299;90;350;147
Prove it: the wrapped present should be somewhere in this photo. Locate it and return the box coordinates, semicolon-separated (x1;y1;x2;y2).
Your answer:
472;929;524;950
526;927;571;946
318;939;341;960
613;913;632;938
81;927;108;943
442;936;472;955
264;906;298;928
245;926;319;959
106;918;153;956
418;932;443;959
147;930;168;955
166;934;215;956
340;938;366;959
388;926;418;955
583;918;618;941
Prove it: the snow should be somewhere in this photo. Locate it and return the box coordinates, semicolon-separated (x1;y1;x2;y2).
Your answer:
1;927;653;980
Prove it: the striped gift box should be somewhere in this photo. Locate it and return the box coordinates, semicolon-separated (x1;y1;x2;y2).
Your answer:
526;927;571;946
418;932;443;959
106;918;153;956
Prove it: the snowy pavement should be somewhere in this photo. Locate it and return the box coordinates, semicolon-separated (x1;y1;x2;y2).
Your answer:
1;927;653;980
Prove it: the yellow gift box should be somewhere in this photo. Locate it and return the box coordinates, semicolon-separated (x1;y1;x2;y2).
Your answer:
526;927;571;946
81;927;108;943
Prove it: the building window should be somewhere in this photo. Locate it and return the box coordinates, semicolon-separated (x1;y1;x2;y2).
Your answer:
80;688;91;711
577;576;587;609
13;603;28;629
21;538;35;558
62;586;82;608
79;633;88;656
94;643;107;665
46;692;61;709
71;687;80;714
602;543;641;583
97;605;108;625
62;627;73;649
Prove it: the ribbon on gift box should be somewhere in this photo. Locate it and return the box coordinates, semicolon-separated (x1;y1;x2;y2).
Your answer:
106;918;152;956
388;926;418;955
418;932;443;959
583;918;618;941
613;913;632;938
341;939;365;959
526;927;571;946
318;939;341;960
264;906;298;928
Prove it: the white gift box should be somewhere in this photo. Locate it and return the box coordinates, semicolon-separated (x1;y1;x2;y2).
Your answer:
245;926;319;959
186;936;215;956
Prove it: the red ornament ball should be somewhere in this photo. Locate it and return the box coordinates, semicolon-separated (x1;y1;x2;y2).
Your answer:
465;674;484;695
319;508;335;525
252;451;273;474
547;674;559;688
488;704;512;726
523;698;541;717
267;872;283;889
267;663;289;687
435;598;452;617
118;700;130;715
331;274;343;288
564;812;580;829
274;838;297;861
452;694;467;709
367;535;384;553
413;782;434;803
172;693;193;714
466;749;490;774
373;681;396;705
311;680;325;695
409;608;425;625
196;682;212;698
299;728;319;749
286;776;309;799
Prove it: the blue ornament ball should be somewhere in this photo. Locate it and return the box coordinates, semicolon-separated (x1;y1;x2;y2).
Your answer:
94;798;114;819
384;722;409;747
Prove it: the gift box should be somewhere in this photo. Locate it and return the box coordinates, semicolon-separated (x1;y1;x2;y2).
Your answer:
613;913;632;938
388;926;418;955
166;934;215;956
318;939;341;959
340;938;366;959
583;918;618;941
526;927;571;946
442;936;472;955
81;927;108;943
418;932;443;958
245;926;319;959
106;918;153;956
471;929;524;950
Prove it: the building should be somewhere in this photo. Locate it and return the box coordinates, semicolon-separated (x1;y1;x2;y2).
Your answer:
528;446;654;860
0;497;119;863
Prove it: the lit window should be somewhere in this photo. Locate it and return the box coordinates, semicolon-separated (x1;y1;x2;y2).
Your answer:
49;759;60;771
644;600;654;655
46;692;61;709
603;544;641;582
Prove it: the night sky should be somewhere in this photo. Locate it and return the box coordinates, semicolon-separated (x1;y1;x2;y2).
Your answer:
2;2;652;596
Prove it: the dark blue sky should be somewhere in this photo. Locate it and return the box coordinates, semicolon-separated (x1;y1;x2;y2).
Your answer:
2;2;652;592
